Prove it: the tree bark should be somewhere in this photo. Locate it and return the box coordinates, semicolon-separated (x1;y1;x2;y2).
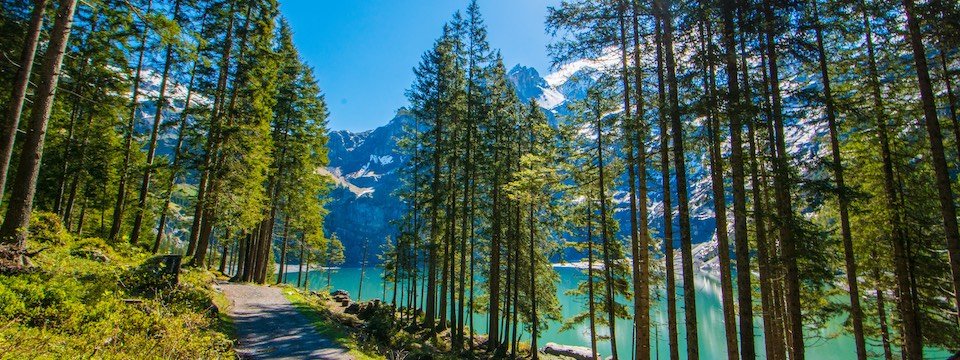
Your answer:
111;0;154;242
0;0;78;266
811;2;866;357
655;0;698;356
902;0;960;329
761;0;804;356
864;0;923;356
0;0;48;206
755;32;788;360
276;215;289;284
587;203;599;360
654;16;680;360
595;95;619;360
720;0;756;356
699;17;739;360
629;4;652;360
616;3;642;359
131;0;184;245
153;56;199;253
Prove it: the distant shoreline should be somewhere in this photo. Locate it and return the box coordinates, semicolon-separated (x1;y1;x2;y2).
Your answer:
275;264;341;273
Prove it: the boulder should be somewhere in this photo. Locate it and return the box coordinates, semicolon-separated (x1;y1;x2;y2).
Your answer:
541;342;595;360
345;302;361;314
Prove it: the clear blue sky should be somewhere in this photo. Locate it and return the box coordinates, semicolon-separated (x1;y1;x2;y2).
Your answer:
279;0;560;132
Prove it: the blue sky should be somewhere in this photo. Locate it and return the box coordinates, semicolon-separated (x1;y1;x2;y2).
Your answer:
279;0;560;132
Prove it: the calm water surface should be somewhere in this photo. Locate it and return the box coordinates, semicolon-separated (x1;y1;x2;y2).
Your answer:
280;267;951;359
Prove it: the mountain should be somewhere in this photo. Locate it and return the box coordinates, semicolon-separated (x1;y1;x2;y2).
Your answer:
323;59;718;265
322;114;409;265
324;55;830;267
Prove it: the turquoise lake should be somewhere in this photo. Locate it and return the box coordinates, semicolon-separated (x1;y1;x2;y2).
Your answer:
280;266;951;359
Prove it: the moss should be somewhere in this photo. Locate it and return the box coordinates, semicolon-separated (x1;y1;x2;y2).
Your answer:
0;218;235;358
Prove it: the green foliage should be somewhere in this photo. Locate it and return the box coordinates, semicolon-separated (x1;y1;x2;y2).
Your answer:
0;221;233;358
29;211;71;246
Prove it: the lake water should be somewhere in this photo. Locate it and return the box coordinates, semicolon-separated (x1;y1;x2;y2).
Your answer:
280;266;951;359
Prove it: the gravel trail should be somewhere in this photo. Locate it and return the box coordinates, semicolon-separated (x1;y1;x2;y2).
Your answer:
218;283;353;360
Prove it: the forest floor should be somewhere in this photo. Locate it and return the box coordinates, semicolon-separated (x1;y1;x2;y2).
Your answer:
219;283;354;359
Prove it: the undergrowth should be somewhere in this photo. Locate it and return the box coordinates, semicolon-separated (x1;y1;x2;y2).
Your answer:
0;212;234;358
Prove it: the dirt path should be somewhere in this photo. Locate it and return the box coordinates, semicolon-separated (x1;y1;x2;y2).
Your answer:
218;283;353;360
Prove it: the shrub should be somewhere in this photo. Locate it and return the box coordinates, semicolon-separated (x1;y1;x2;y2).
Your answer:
0;230;234;358
29;212;70;246
123;255;183;297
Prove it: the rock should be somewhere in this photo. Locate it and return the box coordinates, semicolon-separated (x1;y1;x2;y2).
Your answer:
541;342;595;360
331;289;350;297
70;248;110;263
345;302;360;314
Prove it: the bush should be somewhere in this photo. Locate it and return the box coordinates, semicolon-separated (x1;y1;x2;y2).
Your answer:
0;228;234;358
29;212;70;246
123;255;183;297
69;237;116;263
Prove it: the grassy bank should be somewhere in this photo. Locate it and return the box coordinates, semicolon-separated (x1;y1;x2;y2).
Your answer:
282;286;385;360
0;212;235;358
282;285;566;360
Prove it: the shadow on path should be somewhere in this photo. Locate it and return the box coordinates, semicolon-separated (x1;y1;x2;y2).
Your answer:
219;283;353;360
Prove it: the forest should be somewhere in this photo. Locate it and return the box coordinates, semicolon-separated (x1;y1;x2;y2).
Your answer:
0;0;336;280
389;0;960;359
0;0;958;359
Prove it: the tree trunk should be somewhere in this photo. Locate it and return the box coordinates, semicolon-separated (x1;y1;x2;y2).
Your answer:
616;3;642;358
529;199;538;360
761;0;804;356
902;0;960;328
153;57;199;253
219;241;229;273
358;239;368;301
131;0;184;245
699;17;739;360
297;235;305;287
654;17;680;360
111;0;154;242
510;202;520;358
0;0;78;268
188;1;239;258
630;3;652;359
811;2;866;357
655;0;698;356
426;103;444;331
755;32;788;360
595;98;618;360
860;0;923;355
720;0;756;356
276;215;289;284
587;203;599;360
0;0;48;206
488;161;502;351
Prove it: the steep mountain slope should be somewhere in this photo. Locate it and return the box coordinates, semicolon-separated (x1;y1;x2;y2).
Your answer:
323;115;408;264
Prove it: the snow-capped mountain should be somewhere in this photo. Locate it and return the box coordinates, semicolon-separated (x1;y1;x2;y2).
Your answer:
325;54;830;267
323;114;408;265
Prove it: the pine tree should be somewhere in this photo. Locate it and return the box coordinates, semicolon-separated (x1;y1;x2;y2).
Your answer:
0;0;48;205
0;0;79;269
809;1;866;357
110;0;154;242
901;0;960;333
130;0;185;245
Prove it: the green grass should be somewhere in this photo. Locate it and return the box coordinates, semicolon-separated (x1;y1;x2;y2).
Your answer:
281;286;384;360
0;212;236;358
